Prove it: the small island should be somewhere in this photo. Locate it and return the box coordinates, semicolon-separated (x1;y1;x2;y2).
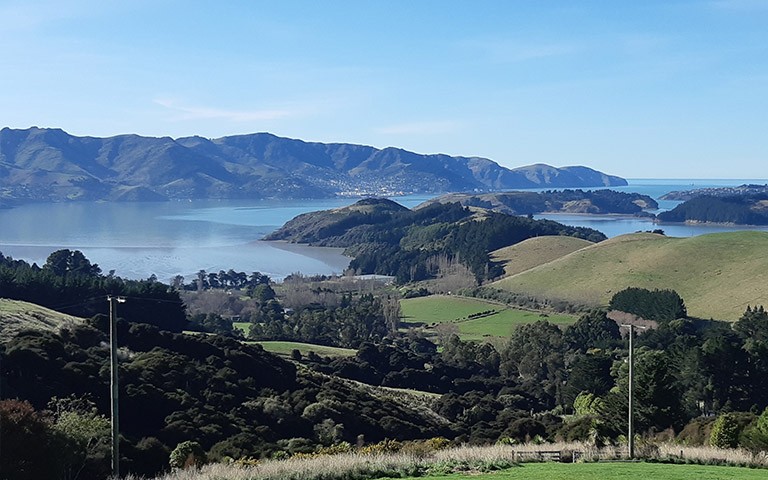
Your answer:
660;184;768;201
657;194;768;225
417;189;658;216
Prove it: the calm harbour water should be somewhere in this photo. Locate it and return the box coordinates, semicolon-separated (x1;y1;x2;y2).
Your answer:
0;179;765;280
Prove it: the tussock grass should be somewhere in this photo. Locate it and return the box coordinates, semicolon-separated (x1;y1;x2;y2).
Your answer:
143;442;768;480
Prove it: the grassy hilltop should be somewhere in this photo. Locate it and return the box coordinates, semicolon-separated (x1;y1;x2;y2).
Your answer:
0;298;84;342
492;231;768;321
491;236;595;278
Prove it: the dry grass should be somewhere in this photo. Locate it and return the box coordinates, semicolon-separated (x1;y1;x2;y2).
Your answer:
656;444;768;467
142;442;768;480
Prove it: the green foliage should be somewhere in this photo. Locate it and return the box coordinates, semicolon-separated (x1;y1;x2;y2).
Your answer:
500;320;566;408
710;413;741;448
43;249;102;277
573;392;603;416
49;396;111;480
609;287;687;321
187;312;237;337
169;440;207;470
249;293;389;348
564;310;621;352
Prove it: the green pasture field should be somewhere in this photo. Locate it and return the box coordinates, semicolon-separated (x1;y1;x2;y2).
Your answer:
400;295;576;341
458;310;576;341
492;231;768;322
254;340;356;358
400;462;767;480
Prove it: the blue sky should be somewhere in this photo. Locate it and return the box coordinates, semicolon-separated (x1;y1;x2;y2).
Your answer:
1;0;766;178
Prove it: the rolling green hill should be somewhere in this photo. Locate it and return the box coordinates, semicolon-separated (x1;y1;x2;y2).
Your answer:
491;236;595;278
492;231;768;321
0;298;84;342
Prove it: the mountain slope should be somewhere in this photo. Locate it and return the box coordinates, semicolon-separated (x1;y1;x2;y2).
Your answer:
491;231;768;321
0;127;627;202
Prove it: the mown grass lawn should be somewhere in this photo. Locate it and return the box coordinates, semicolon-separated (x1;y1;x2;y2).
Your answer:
399;462;768;480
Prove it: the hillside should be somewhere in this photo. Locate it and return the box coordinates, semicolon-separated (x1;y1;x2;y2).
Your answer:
0;127;627;202
492;231;768;321
0;298;84;342
420;190;657;216
490;236;594;277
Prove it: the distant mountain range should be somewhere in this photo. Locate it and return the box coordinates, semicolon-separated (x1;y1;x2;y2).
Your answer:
0;127;627;202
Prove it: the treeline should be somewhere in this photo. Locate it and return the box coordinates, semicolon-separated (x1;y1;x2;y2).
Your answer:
0;249;186;331
172;269;272;293
658;194;768;225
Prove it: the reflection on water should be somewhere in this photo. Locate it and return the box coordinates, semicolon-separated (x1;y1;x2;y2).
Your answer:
0;196;432;280
0;182;766;280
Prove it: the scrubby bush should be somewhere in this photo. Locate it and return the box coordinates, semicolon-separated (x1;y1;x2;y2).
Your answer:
170;440;207;470
710;413;741;448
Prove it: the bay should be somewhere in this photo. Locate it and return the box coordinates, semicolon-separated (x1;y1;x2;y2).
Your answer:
0;180;766;280
0;195;434;281
535;178;768;238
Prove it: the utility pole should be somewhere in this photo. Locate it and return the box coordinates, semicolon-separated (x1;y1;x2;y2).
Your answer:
628;323;635;459
621;322;646;459
108;295;126;479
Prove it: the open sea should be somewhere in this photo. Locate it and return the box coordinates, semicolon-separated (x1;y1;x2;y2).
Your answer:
0;179;765;281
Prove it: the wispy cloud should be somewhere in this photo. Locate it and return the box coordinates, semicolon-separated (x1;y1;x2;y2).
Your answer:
374;120;462;135
153;98;298;122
